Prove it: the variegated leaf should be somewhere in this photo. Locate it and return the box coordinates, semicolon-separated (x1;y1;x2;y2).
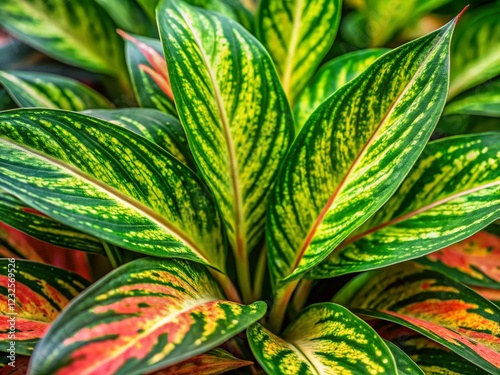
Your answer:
294;48;389;127
0;109;226;270
445;80;500;117
0;259;89;355
83;108;195;170
248;303;396;374
0;70;113;110
120;31;177;116
185;0;254;32
29;258;266;375
449;4;500;99
0;223;44;261
384;341;424;375
158;0;293;300
417;230;500;289
334;262;500;373
0;0;126;79
0;191;105;254
256;0;342;105
151;348;252;374
313;133;500;278
267;16;457;288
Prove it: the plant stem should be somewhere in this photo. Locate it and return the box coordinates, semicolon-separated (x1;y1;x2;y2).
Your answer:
291;279;313;314
267;280;299;333
101;241;122;268
253;245;267;300
235;248;254;304
210;269;243;304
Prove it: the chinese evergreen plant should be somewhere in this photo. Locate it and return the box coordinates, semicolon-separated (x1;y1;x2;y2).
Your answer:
0;0;500;374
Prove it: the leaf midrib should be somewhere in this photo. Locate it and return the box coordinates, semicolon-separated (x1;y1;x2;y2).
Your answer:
0;138;210;265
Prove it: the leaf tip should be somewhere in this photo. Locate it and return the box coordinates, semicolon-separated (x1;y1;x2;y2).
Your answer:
455;5;470;23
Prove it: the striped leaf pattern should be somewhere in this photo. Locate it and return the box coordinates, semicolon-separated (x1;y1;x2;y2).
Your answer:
83;108;195;169
294;48;389;127
256;0;342;105
0;0;126;77
334;262;500;373
417;230;500;289
29;258;267;375
384;341;424;375
313;133;500;278
185;0;254;32
0;259;89;355
449;4;500;99
0;71;113;110
152;348;252;374
158;1;293;260
0;224;45;261
267;17;457;287
0;109;226;270
445;80;500;117
121;32;177;116
248;303;396;374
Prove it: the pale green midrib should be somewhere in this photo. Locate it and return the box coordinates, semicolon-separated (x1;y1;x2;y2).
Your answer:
177;6;246;257
291;25;453;274
0;137;211;265
282;0;304;101
9;0;112;71
287;337;322;375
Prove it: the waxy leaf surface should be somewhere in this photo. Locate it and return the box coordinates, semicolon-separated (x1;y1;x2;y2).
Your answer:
248;302;396;374
334;262;500;373
257;0;342;105
267;17;457;286
0;70;113;111
0;109;225;270
0;260;89;355
158;0;293;259
29;258;266;375
314;133;500;278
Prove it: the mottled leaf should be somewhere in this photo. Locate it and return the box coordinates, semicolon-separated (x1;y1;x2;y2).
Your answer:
0;70;113;110
0;109;225;270
257;0;342;105
313;133;500;278
29;258;266;375
248;303;396;374
0;259;89;355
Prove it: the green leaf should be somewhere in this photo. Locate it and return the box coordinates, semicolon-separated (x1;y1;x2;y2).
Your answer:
248;302;396;374
83;108;195;170
185;0;255;32
294;48;389;128
449;4;500;99
267;16;457;287
121;32;177;116
445;80;500;117
0;109;226;271
0;190;105;255
29;258;266;375
152;348;252;374
137;0;159;21
384;341;424;375
0;259;89;355
312;133;500;278
0;223;45;261
0;0;126;78
0;70;114;110
416;230;500;289
256;0;342;105
158;1;293;260
334;262;500;373
94;0;158;37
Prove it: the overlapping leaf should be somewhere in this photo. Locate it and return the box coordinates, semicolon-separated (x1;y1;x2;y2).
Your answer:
83;108;195;169
257;0;342;105
152;348;252;374
0;259;89;355
267;16;457;287
248;303;396;374
0;224;44;261
0;70;113;110
313;133;500;278
417;230;500;289
121;32;177;116
449;4;500;99
0;109;226;270
334;262;500;373
445;80;500;117
294;48;388;127
186;0;254;32
29;258;266;375
384;341;423;375
0;0;126;78
158;1;293;272
94;0;157;36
